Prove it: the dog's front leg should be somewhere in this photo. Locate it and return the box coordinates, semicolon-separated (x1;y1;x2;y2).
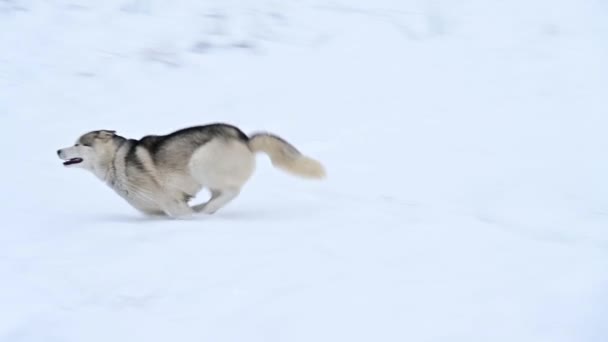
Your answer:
159;198;195;219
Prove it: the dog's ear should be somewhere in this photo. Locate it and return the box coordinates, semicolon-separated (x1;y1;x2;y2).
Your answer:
98;130;117;139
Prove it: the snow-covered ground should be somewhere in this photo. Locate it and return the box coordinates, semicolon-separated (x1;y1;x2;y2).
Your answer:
1;0;607;341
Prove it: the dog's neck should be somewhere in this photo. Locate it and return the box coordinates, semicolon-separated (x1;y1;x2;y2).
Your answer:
93;135;129;184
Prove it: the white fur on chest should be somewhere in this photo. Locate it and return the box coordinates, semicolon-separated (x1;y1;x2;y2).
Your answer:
103;144;163;213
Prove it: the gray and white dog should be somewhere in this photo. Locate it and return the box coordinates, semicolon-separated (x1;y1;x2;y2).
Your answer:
57;123;325;218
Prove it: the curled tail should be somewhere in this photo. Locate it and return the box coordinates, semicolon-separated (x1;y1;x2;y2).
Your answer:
247;133;326;179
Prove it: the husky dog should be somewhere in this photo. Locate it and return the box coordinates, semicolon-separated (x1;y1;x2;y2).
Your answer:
57;123;325;218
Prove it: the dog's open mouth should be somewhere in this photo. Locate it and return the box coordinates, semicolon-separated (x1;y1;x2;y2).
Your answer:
63;158;83;166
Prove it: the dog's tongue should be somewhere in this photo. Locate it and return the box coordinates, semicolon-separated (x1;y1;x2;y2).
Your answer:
63;158;83;166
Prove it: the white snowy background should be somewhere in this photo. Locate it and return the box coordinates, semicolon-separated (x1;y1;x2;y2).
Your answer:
1;0;607;341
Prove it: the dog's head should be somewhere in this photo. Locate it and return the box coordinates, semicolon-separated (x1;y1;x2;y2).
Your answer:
57;130;119;171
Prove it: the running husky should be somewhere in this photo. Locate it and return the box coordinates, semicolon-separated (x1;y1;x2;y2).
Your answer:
57;123;325;218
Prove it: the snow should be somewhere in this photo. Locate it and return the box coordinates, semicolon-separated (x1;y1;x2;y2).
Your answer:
1;0;608;341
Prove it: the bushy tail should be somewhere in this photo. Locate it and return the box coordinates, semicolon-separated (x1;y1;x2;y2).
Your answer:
247;133;326;179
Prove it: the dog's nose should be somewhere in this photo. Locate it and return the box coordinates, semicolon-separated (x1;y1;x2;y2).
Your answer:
57;149;61;156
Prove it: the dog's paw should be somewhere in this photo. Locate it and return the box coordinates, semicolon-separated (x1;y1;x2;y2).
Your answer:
163;205;195;220
166;212;196;220
192;203;217;215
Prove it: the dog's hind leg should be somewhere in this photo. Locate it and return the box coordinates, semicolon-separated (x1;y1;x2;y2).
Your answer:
192;189;220;212
189;139;255;214
193;188;240;214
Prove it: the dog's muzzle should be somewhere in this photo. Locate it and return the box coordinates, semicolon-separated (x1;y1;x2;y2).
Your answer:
57;149;84;166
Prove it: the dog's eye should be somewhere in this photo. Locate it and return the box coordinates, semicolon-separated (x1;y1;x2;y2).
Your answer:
83;144;92;147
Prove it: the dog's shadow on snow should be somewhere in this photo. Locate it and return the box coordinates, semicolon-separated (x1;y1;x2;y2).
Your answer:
86;208;310;224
